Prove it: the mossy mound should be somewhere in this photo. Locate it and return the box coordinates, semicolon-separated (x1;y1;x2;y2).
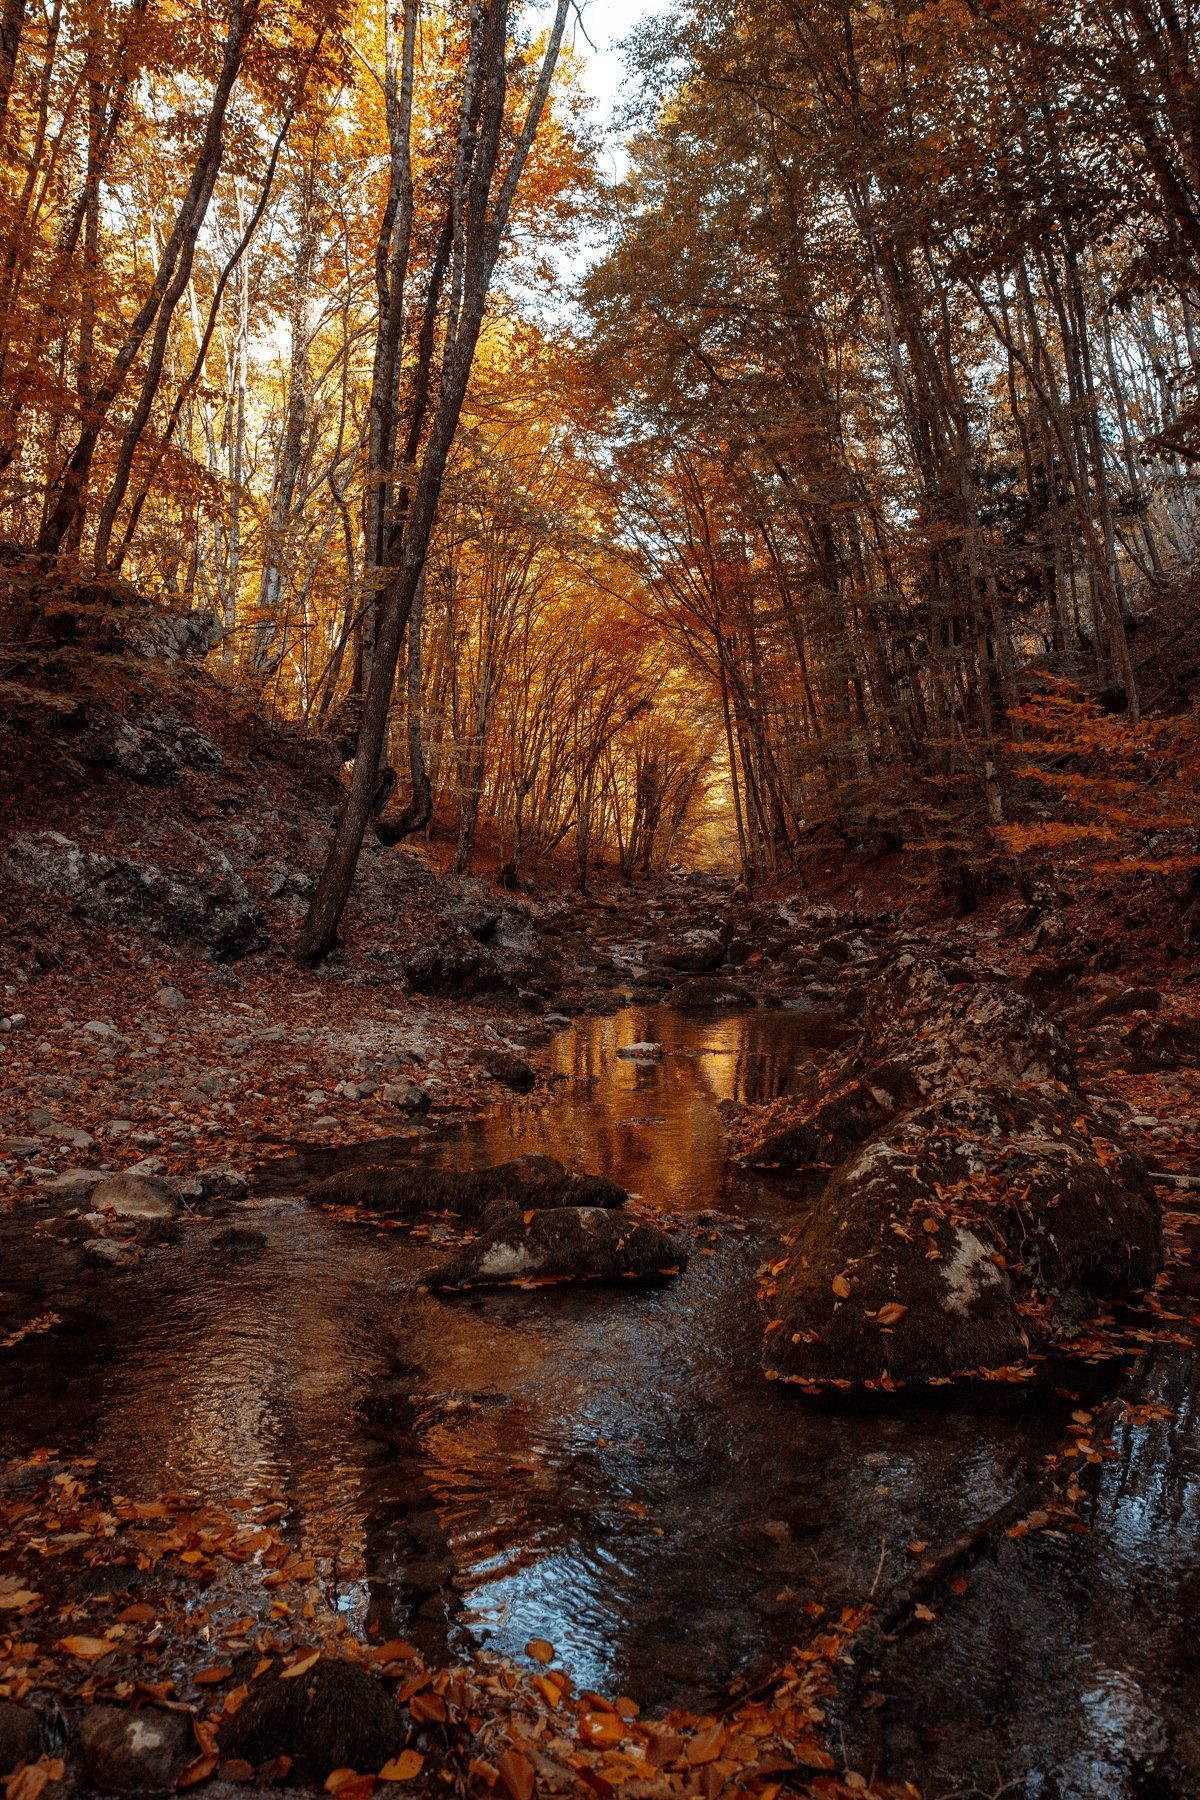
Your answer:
218;1658;405;1778
762;1082;1161;1387
427;1206;687;1289
308;1153;627;1219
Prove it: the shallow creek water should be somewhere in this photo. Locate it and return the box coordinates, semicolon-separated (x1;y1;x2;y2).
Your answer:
4;1003;1200;1795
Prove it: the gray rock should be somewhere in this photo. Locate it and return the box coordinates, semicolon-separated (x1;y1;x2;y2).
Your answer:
379;1081;431;1114
618;1042;663;1061
218;1658;404;1778
2;1137;42;1158
37;1167;105;1202
196;1166;249;1202
155;986;187;1011
211;1225;267;1253
84;1238;126;1267
2;831;265;961
79;1702;192;1791
91;1173;176;1221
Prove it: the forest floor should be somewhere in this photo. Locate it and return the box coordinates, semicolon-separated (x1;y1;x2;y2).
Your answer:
2;652;1200;1798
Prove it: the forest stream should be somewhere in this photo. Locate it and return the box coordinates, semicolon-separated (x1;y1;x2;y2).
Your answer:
3;1003;1199;1797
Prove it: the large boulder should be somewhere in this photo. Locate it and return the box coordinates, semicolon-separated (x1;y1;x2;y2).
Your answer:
91;1172;176;1221
762;1084;1161;1387
427;1205;688;1290
2;830;264;961
309;1154;626;1220
218;1658;405;1778
649;923;729;974
79;1703;193;1791
751;950;1076;1174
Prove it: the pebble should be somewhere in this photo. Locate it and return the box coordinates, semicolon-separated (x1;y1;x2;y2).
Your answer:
84;1238;125;1267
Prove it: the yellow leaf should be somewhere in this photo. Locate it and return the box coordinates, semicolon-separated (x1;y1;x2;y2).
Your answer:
525;1638;554;1664
280;1651;321;1680
57;1635;114;1660
379;1751;424;1783
497;1747;535;1800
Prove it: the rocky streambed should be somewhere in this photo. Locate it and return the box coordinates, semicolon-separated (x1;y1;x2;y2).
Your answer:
2;992;1200;1795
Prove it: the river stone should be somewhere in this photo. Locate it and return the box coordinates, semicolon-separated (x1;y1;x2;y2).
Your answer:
79;1702;192;1791
428;1206;687;1290
211;1224;267;1253
91;1172;176;1221
666;975;758;1009
218;1658;405;1777
195;1165;249;1202
0;1700;41;1775
762;1083;1161;1387
308;1154;626;1221
37;1167;106;1202
474;1049;537;1091
649;925;728;973
618;1042;663;1061
84;1238;126;1267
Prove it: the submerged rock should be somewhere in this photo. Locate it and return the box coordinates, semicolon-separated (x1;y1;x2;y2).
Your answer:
218;1658;405;1778
308;1154;626;1221
79;1702;192;1791
211;1224;267;1253
428;1205;687;1290
762;1083;1160;1386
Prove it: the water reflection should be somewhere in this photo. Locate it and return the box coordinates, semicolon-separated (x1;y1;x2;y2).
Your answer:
1;1006;1198;1790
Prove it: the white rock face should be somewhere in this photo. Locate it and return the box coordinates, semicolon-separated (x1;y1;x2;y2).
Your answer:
940;1229;1004;1315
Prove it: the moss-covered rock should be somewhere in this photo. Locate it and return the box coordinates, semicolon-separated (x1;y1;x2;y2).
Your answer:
218;1658;405;1778
308;1154;628;1222
427;1206;687;1289
750;951;1077;1174
762;1082;1160;1387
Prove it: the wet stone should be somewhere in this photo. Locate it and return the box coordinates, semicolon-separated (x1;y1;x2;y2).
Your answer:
0;1700;42;1775
79;1703;192;1792
218;1658;404;1778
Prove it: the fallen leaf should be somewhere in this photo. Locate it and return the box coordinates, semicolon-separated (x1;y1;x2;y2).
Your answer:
578;1711;625;1748
914;1604;936;1622
832;1274;852;1299
177;1754;219;1788
279;1650;320;1680
378;1752;424;1783
877;1303;907;1327
525;1638;554;1664
325;1772;375;1799
497;1747;536;1800
56;1635;114;1660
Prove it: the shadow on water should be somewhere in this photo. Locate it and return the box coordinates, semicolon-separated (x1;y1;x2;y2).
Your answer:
3;1003;1200;1793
